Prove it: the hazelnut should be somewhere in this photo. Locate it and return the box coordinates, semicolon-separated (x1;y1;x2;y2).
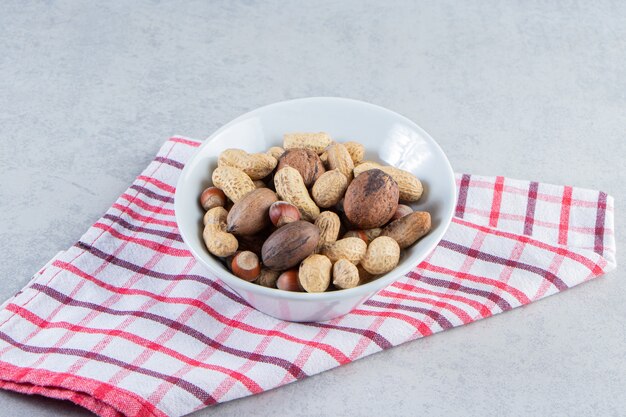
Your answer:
343;229;369;243
276;269;302;292
200;187;227;211
255;269;280;288
269;201;301;227
230;251;261;281
343;228;382;243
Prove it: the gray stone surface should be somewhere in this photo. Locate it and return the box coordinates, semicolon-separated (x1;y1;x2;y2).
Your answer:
0;1;623;416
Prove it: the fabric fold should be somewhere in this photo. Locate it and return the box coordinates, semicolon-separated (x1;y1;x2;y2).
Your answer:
0;137;616;417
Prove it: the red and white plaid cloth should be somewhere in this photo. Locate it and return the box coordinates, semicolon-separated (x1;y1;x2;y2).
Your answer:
0;137;616;417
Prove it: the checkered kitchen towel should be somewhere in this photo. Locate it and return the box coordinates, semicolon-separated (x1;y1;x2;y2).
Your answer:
0;137;616;417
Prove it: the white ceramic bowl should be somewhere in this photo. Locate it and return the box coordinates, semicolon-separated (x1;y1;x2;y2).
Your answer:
175;97;456;322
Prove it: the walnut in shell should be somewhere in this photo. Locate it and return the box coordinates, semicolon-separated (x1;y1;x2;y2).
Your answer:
277;148;325;186
343;169;399;229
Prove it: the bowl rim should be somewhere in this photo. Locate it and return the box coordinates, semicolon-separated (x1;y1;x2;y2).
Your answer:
175;96;457;301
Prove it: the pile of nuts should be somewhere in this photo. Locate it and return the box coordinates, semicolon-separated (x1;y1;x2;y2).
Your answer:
199;132;431;293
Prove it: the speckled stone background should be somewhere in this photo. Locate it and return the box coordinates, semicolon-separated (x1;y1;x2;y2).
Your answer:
0;1;623;416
